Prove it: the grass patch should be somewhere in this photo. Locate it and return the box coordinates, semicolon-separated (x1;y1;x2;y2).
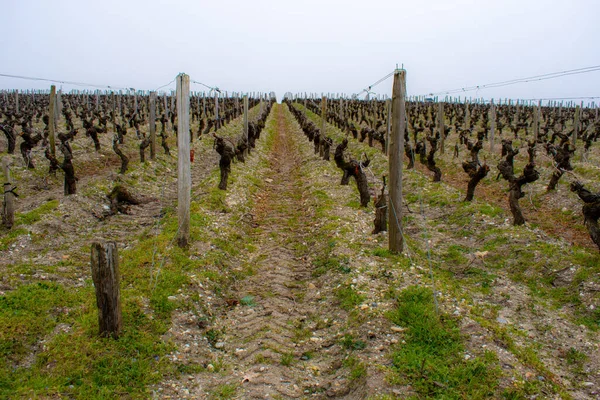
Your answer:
334;285;365;311
15;200;60;225
386;286;500;398
210;383;238;399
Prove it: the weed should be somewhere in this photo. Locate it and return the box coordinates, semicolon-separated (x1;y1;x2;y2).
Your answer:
340;334;366;351
210;383;237;400
280;352;294;366
334;285;365;311
386;286;500;398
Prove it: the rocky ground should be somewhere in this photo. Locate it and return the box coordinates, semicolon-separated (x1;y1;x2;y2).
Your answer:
1;102;599;399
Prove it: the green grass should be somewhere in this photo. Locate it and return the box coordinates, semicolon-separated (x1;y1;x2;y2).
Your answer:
280;352;295;366
0;227;28;251
334;285;365;311
343;355;367;381
210;383;238;399
15;200;60;225
386;286;501;399
340;334;366;351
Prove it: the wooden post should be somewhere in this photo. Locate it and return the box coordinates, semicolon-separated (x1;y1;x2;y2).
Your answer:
90;242;122;338
2;158;15;229
214;92;219;129
389;69;406;253
260;95;264;115
49;85;56;156
56;90;62;123
95;90;99;111
149;92;156;160
163;93;169;131
573;105;580;147
320;96;327;156
15;90;19;114
243;94;249;155
111;92;116;128
176;73;191;248
438;101;445;154
385;98;391;155
489;99;496;153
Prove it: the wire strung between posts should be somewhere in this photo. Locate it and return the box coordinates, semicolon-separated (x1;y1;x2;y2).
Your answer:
0;72;131;91
190;79;221;93
154;79;176;92
422;65;600;97
519;96;600;102
353;70;395;98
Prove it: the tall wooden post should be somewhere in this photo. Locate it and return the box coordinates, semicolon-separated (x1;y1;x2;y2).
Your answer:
385;98;391;155
15;90;19;114
176;74;191;248
573;105;580;147
214;92;219;130
320;96;327;156
111;92;116;128
149;92;156;160
48;85;56;156
90;242;122;338
56;90;62;124
2;158;15;229
243;94;249;155
163;93;169;130
389;69;406;253
438;101;445;154
489;99;496;153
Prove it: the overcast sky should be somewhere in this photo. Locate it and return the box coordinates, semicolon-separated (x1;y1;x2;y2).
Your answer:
1;0;599;102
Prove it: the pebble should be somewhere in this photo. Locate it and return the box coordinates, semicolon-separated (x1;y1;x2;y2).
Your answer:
497;317;508;324
583;382;594;387
206;364;215;372
391;326;406;333
214;342;225;349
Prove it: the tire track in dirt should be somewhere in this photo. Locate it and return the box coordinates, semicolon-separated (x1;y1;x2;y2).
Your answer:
160;104;369;399
205;104;365;398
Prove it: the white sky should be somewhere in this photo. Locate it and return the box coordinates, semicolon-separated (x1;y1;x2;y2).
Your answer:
1;0;599;102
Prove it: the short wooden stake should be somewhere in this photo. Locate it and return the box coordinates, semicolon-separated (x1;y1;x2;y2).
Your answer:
2;158;15;229
90;242;122;338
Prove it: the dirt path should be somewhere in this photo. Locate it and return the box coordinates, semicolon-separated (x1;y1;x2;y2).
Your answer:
156;104;382;399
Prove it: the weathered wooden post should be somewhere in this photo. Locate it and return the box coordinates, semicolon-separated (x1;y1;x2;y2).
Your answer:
243;94;249;157
573;104;580;147
149;91;156;160
214;92;219;130
91;242;122;338
438;101;445;154
385;98;391;155
176;73;191;248
15;90;19;114
2;158;15;229
49;85;56;156
163;93;169;131
111;92;116;128
56;90;62;124
320;96;327;156
389;69;406;253
490;99;496;153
